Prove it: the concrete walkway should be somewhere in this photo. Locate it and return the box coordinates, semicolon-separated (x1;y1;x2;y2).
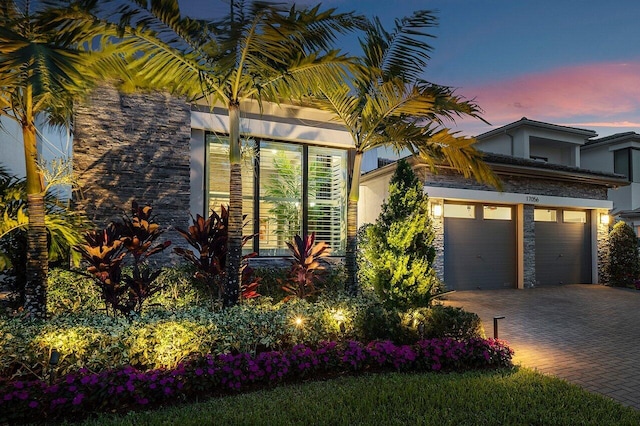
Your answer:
442;284;640;409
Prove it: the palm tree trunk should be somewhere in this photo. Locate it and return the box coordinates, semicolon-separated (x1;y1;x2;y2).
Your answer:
345;150;362;295
22;114;48;318
224;101;242;307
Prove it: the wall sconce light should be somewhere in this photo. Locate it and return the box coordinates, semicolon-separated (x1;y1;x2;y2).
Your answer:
600;213;610;225
431;202;443;218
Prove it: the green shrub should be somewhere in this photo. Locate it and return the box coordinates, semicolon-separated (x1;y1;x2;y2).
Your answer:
359;159;441;309
0;293;393;379
400;305;485;341
606;221;640;287
254;264;346;301
46;266;208;316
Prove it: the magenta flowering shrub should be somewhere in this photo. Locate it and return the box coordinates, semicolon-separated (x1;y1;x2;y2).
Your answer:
0;338;513;424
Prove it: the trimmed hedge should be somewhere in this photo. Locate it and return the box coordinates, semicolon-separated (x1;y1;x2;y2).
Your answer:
0;337;513;424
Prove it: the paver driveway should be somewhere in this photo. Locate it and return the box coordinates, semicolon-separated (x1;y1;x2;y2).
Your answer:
442;284;640;409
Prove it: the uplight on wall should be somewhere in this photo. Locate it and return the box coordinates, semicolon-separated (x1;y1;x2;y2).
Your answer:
600;213;610;225
431;202;443;218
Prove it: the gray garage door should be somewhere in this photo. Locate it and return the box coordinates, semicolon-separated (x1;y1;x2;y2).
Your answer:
535;208;591;286
444;203;516;290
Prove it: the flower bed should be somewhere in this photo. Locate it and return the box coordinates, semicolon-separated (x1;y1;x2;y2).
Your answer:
0;337;513;424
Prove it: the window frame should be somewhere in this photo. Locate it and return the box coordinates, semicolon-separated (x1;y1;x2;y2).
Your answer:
205;131;348;256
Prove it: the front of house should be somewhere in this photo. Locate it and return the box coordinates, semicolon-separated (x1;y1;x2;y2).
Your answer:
72;86;354;259
20;89;628;290
360;118;627;290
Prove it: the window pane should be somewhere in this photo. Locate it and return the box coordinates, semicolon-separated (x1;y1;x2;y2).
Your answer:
534;209;557;222
308;146;347;255
614;149;629;180
444;204;475;219
483;205;512;220
632;150;640;183
259;141;303;256
563;210;586;223
206;134;255;249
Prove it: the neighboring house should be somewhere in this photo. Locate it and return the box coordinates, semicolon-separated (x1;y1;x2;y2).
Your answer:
72;86;353;260
581;132;640;235
359;117;628;290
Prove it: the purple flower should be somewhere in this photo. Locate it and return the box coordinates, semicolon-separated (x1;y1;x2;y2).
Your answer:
72;394;85;406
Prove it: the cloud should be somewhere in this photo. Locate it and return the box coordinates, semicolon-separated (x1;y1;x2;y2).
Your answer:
462;62;640;127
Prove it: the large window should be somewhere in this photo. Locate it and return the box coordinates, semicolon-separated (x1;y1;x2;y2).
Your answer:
207;133;347;256
614;148;640;182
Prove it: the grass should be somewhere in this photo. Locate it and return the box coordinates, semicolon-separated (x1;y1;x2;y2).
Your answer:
77;367;640;426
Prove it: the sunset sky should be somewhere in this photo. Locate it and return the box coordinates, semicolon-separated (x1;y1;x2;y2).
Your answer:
179;0;640;138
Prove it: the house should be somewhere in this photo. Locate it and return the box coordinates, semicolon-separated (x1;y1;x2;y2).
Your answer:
4;87;631;289
581;132;640;236
72;86;353;259
359;118;628;290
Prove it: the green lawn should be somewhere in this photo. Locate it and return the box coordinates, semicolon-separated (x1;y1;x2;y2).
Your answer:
77;368;640;426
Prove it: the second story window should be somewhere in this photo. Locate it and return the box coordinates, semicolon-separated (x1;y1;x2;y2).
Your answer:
614;148;640;182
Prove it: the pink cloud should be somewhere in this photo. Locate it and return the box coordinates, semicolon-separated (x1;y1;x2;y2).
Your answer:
461;62;640;126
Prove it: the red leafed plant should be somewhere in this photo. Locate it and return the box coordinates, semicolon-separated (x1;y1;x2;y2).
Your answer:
174;205;260;306
75;202;170;317
281;232;331;301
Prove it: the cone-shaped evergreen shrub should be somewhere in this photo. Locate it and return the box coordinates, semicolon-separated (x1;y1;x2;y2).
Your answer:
360;159;440;308
607;221;640;287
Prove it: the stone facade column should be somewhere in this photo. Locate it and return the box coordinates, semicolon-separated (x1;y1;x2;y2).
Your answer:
596;209;611;284
430;200;445;283
73;85;192;264
523;204;536;288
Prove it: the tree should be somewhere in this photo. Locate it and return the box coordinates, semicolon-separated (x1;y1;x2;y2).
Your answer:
307;11;500;294
606;221;640;287
0;0;120;317
360;159;440;309
0;163;90;310
113;0;364;306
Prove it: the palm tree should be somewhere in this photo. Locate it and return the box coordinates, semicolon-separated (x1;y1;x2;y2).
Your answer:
0;0;119;317
113;0;364;306
307;11;501;294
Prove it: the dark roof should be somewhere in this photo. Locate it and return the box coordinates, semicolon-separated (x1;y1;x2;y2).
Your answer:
584;131;640;147
366;152;628;188
477;117;597;140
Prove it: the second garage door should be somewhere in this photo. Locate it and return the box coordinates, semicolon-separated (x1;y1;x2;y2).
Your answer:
535;208;591;285
444;203;516;290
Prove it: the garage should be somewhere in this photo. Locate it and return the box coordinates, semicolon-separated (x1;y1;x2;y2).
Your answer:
534;208;591;285
444;203;517;290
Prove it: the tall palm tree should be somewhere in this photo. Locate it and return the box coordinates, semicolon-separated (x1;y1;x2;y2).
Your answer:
307;11;501;294
0;0;119;317
113;0;364;306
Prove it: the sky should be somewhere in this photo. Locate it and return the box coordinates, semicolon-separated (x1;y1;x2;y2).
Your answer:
178;0;640;138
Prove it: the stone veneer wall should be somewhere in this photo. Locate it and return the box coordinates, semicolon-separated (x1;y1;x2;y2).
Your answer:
73;85;192;263
416;166;611;288
430;212;444;282
522;204;536;288
597;214;611;284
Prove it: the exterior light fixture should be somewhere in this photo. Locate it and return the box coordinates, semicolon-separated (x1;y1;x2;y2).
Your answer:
49;348;60;385
431;201;443;218
294;316;304;328
493;316;505;339
600;213;610;225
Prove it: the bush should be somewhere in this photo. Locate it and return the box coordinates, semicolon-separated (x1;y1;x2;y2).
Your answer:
0;292;397;380
0;337;514;424
400;305;485;341
46;266;207;316
359;159;441;309
606;221;640;287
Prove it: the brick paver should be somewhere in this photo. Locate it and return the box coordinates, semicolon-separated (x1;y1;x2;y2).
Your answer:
442;284;640;409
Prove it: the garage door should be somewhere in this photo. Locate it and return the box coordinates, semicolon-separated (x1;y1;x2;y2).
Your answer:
444;203;516;290
535;208;591;285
